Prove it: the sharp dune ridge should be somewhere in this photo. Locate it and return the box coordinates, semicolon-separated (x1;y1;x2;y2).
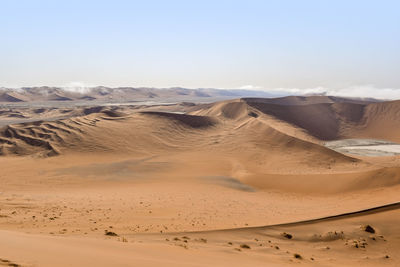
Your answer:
160;201;400;235
266;201;400;227
0;96;400;266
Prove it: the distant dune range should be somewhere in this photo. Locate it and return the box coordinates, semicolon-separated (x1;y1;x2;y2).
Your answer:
0;86;275;103
1;95;400;266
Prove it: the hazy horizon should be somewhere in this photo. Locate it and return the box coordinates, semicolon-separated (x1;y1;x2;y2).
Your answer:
1;83;400;100
1;0;399;98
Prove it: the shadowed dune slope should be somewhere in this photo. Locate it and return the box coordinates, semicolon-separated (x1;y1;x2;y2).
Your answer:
140;111;218;128
344;100;400;142
246;102;343;140
0;92;28;102
248;99;400;142
192;98;400;142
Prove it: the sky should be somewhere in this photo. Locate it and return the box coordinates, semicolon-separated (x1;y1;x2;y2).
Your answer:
1;0;399;98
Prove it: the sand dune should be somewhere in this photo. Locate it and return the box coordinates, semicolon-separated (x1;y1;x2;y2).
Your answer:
0;92;28;102
0;96;399;266
0;103;360;172
194;98;400;143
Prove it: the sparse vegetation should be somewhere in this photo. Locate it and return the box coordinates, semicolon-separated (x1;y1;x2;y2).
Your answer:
362;225;375;234
240;244;250;249
281;232;293;239
293;253;302;259
104;230;118;236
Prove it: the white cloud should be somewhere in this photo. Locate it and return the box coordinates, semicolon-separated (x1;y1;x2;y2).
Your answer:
324;85;400;100
238;85;263;90
261;85;400;100
61;82;94;94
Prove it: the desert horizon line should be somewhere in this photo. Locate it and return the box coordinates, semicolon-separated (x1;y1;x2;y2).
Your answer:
1;84;400;100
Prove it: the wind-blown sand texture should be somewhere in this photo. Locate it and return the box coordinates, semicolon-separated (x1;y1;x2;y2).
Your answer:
0;96;399;266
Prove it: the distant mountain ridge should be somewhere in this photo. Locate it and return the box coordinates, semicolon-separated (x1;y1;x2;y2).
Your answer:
0;87;384;104
0;87;277;103
242;95;381;105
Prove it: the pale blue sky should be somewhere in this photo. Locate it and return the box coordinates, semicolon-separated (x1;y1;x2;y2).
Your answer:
1;0;399;92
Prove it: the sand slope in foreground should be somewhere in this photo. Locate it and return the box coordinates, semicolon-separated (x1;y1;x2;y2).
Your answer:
0;203;399;267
